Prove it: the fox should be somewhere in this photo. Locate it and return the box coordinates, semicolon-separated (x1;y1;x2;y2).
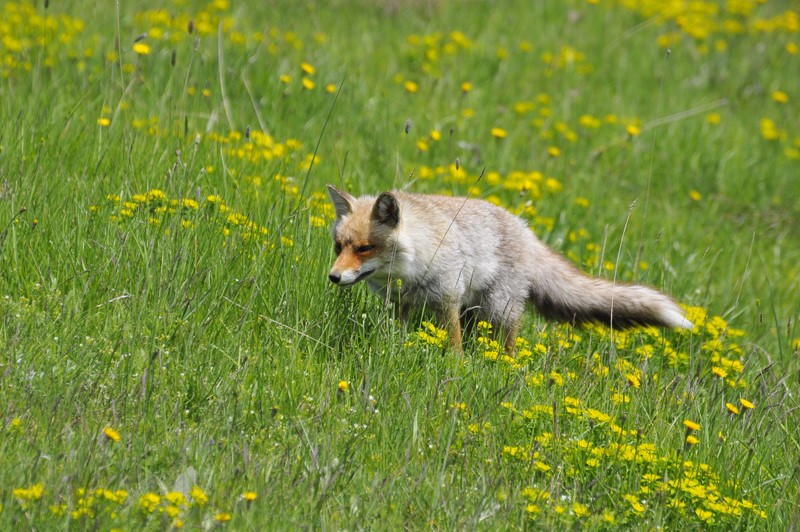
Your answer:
326;184;693;352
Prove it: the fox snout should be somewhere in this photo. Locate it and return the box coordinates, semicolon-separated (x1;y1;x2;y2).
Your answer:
328;250;376;286
328;265;374;286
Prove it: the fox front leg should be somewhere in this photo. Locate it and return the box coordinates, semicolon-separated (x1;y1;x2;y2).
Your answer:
442;304;463;355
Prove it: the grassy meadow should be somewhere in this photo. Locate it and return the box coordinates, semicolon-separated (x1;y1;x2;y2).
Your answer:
2;0;800;528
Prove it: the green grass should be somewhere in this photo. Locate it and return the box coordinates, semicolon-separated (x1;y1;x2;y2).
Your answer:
1;0;799;528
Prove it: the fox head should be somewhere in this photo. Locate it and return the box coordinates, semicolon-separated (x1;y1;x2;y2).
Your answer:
326;184;400;286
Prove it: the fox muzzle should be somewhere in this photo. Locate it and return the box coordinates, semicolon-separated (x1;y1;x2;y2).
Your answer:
329;267;375;286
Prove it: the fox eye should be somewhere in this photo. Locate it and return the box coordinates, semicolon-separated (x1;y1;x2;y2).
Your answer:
334;242;342;255
356;245;375;253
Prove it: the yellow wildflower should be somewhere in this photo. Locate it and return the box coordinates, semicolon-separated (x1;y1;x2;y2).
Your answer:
138;492;160;512
180;198;199;210
13;483;44;501
132;43;151;55
623;494;645;514
165;492;188;506
190;485;208;506
760;118;781;141
772;90;789;103
573;502;590;517
711;366;727;379
300;61;315;75
103;427;121;442
683;419;701;431
579;114;601;128
403;80;419;93
625;373;641;388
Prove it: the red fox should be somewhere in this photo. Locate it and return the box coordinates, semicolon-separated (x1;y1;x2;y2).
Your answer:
326;184;693;352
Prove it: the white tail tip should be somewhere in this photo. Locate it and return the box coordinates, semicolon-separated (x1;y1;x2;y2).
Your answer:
663;306;694;330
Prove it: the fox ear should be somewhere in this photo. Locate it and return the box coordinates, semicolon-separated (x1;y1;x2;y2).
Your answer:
371;192;400;228
327;184;354;218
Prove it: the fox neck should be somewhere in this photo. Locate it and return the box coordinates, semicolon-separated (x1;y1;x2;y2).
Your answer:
369;245;447;309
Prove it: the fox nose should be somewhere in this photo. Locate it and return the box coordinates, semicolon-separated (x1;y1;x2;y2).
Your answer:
329;272;341;284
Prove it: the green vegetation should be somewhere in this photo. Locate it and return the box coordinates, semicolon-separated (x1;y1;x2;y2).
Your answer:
1;0;798;528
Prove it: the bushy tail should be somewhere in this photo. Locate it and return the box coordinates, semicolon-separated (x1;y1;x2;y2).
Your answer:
530;252;693;330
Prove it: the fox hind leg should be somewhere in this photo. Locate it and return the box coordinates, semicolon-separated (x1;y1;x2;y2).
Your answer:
486;298;526;355
488;317;521;354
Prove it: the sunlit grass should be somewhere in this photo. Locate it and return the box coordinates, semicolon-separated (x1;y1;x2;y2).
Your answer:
1;0;798;528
